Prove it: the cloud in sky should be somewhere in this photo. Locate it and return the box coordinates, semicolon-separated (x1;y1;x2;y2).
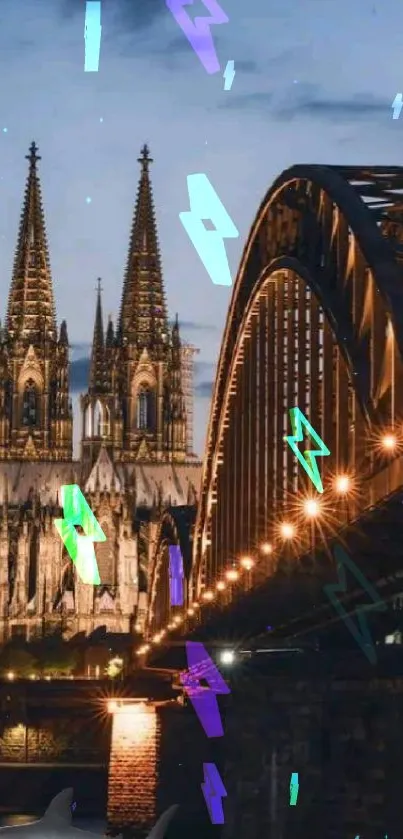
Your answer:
1;0;403;459
218;85;391;124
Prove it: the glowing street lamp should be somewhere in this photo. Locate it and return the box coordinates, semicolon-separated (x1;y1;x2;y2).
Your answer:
225;568;239;582
334;474;351;495
303;498;320;519
260;542;273;555
279;522;295;540
381;433;397;452
240;556;254;571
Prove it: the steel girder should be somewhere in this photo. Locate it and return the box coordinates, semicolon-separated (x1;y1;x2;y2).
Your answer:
191;164;403;602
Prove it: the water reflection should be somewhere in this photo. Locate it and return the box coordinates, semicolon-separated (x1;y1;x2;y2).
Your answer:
0;816;106;832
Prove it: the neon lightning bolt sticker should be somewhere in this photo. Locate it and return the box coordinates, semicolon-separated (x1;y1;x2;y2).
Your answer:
84;1;102;72
54;484;106;585
323;544;387;664
289;772;299;805
285;407;330;493
165;0;228;74
180;641;230;737
392;93;403;120
179;174;239;287
201;763;227;824
169;545;184;606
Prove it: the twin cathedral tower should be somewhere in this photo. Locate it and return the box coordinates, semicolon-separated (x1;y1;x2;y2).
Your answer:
0;141;197;465
0;142;201;644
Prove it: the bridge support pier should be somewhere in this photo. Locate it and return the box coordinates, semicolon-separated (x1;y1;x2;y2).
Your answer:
107;702;159;836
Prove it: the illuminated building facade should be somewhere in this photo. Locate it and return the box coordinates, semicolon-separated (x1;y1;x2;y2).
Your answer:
0;142;201;643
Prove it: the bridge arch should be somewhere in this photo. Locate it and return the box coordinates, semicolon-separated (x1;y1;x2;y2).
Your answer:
191;164;403;600
145;508;195;639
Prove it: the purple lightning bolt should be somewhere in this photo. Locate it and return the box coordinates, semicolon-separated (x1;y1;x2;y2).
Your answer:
169;545;184;606
180;641;230;737
165;0;229;75
201;762;227;824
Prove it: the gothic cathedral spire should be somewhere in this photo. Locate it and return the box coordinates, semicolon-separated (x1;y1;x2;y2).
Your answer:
0;143;72;461
118;144;169;350
89;278;106;394
6;142;57;341
81;145;192;466
81;280;122;466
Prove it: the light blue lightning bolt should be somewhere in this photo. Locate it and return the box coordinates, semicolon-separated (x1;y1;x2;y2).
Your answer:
285;407;330;493
223;60;235;90
323;544;387;664
84;1;102;72
392;93;403;119
179;173;239;287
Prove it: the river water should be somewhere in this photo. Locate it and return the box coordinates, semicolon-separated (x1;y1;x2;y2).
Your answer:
0;815;106;832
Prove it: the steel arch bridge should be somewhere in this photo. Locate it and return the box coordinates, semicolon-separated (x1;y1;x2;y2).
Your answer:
145;163;403;646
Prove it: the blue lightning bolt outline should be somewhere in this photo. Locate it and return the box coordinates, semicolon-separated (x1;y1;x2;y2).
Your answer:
201;762;227;824
179;173;239;287
392;93;403;120
223;60;235;90
84;1;102;72
323;543;387;664
284;407;330;493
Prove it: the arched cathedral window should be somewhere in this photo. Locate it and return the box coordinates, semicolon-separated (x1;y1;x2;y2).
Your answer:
137;386;155;431
137;389;148;429
94;400;103;436
22;379;38;426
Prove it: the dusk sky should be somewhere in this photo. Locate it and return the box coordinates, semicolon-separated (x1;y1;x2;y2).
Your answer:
0;0;401;457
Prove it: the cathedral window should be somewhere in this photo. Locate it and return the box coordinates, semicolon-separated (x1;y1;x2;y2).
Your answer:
22;379;38;426
137;386;154;431
93;400;103;436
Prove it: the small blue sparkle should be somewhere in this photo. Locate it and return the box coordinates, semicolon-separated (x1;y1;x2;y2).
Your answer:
2;128;8;133
99;117;103;123
86;196;92;204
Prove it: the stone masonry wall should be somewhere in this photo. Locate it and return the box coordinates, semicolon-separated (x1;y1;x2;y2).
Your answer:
221;661;403;839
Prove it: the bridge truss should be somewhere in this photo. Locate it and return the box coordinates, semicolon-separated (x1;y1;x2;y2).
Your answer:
142;164;403;650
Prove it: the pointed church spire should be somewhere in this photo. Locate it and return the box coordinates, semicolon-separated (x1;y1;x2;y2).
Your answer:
89;278;106;394
118;144;168;349
6;142;57;340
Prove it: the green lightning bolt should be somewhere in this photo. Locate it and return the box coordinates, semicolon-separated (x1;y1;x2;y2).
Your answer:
285;407;330;493
54;484;106;585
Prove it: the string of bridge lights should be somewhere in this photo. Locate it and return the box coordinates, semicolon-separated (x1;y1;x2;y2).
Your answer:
135;423;401;657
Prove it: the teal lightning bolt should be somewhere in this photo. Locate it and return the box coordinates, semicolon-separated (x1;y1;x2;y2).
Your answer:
289;772;299;805
54;484;106;585
179;173;239;287
285;407;330;493
323;544;387;664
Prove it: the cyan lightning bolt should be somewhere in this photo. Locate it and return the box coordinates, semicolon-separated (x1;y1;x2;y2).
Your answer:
165;0;228;75
285;407;330;493
54;484;106;585
223;60;235;90
289;772;299;805
392;93;403;119
84;1;102;72
179;174;239;287
323;544;387;664
201;762;227;824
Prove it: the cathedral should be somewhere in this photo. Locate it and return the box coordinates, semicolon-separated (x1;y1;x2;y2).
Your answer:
0;141;202;644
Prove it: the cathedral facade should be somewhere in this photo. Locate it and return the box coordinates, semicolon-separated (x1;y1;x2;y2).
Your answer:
0;142;201;644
